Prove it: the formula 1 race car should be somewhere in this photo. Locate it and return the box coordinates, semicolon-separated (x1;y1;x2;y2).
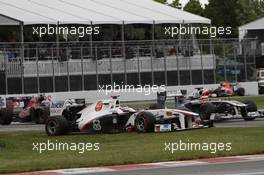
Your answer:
213;82;245;97
0;95;50;125
157;91;261;122
192;82;245;98
45;96;211;136
0;95;85;125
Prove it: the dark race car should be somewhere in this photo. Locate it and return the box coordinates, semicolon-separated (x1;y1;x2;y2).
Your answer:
156;90;261;122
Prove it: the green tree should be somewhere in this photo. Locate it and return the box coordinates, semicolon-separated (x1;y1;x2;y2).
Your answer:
153;0;167;4
169;0;182;9
204;0;264;37
184;0;204;16
204;0;240;37
236;0;264;25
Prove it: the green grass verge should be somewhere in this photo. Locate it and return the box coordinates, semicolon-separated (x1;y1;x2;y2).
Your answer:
1;127;264;173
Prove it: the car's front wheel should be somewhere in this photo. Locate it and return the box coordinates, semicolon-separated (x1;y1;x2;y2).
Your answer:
0;109;12;125
135;111;155;133
45;116;69;136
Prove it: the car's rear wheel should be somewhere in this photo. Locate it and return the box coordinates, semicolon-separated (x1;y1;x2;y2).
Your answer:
45;116;69;136
149;103;164;110
242;100;257;121
135;112;155;133
176;106;192;112
0;109;12;125
199;102;216;120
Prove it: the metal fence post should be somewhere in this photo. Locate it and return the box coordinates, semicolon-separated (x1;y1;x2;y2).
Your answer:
81;46;84;91
163;45;168;86
109;45;113;86
95;46;99;89
137;46;141;85
151;21;155;86
4;48;8;95
200;44;205;84
121;21;127;84
67;46;70;91
223;43;227;81
212;43;217;84
176;45;180;85
36;48;40;93
150;45;154;86
233;42;238;82
188;43;192;85
51;48;55;92
244;43;248;81
20;22;25;94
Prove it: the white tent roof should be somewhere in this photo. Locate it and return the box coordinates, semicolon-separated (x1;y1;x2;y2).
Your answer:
239;17;264;31
239;17;264;40
0;0;211;25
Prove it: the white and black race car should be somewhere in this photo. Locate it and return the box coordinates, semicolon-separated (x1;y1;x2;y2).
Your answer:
156;91;263;122
45;97;211;136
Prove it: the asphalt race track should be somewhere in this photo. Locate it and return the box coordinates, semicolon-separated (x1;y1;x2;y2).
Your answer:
13;155;264;175
87;159;264;175
0;122;45;132
0;118;264;132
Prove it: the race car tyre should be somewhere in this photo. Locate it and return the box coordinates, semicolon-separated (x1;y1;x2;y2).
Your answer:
135;111;155;133
213;88;224;97
0;109;12;125
176;106;192;112
35;108;49;124
199;102;216;120
45;116;69;136
242;100;257;121
149;103;164;109
236;88;245;96
243;100;257;112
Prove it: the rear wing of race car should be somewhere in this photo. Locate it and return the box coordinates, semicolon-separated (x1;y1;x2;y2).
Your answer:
74;99;86;105
157;90;187;108
49;98;86;117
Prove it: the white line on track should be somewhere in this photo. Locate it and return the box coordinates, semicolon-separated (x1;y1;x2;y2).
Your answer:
224;172;264;175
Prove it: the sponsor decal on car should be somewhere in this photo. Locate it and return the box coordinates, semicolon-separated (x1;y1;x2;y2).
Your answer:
50;102;64;116
155;124;172;132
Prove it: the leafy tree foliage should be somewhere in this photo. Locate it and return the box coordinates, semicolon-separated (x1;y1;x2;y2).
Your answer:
204;0;264;37
184;0;204;16
153;0;167;4
169;0;182;9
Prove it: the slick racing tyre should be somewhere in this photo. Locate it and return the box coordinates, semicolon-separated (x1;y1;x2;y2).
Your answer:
199;102;216;120
135;111;155;133
176;106;192;112
45;116;69;136
34;108;49;124
236;87;245;96
243;100;257;112
0;109;12;125
242;100;257;121
149;103;164;110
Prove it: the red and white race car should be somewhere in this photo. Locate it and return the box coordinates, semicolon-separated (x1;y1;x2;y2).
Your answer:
0;95;50;125
45;96;212;136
